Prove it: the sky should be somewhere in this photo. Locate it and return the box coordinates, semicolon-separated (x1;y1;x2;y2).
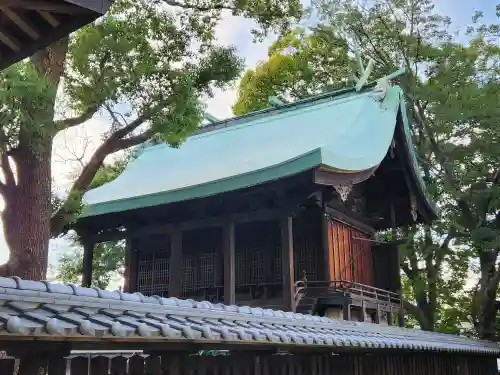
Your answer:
0;0;498;280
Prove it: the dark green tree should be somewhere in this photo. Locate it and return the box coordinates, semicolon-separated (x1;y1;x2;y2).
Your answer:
56;241;125;290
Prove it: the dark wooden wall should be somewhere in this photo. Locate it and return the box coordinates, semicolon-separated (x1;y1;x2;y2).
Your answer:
1;352;497;375
372;242;401;293
131;207;389;306
325;219;374;286
293;210;323;282
131;208;324;309
235;221;281;289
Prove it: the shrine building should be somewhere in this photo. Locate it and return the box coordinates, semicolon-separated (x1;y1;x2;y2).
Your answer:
75;80;437;327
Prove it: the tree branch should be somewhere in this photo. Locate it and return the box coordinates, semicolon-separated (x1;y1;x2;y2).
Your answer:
54;51;111;131
163;0;234;12
403;299;429;328
54;104;101;130
401;263;416;279
112;129;154;151
50;112;151;236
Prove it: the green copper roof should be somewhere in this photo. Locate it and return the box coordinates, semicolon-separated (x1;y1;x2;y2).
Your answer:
82;85;435;217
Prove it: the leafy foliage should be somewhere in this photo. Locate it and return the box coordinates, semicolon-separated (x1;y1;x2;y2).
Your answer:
161;0;303;40
233;27;351;114
56;240;125;290
0;0;302;279
235;0;500;338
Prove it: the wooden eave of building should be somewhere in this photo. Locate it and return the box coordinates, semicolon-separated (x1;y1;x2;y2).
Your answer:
76;171;318;241
0;0;113;70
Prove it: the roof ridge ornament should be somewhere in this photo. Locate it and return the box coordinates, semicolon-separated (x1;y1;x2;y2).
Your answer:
373;68;406;101
352;45;375;91
350;43;406;98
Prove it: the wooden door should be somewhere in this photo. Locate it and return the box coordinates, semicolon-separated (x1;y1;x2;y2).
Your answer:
326;219;374;286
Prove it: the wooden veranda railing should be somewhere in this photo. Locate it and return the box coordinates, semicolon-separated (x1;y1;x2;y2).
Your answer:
0;351;497;375
294;280;404;324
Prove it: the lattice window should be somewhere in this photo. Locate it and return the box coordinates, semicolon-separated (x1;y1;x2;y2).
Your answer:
273;247;282;283
182;256;196;292
198;254;215;289
137;249;170;296
151;250;169;297
235;253;245;287
235;221;281;287
181;227;221;294
137;252;154;295
293;214;322;282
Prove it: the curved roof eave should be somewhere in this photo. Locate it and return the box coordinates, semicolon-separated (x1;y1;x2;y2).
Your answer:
397;97;439;220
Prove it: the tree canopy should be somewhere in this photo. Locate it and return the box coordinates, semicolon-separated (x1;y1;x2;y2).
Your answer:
56;240;125;290
0;0;302;280
234;0;500;339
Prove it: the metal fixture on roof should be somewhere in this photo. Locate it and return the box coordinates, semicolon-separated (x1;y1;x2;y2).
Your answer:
373;68;406;101
204;113;219;123
268;96;286;107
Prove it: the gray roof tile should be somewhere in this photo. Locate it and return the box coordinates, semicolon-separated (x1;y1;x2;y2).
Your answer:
0;276;498;355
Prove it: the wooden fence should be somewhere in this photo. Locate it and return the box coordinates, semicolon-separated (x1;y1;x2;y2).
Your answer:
0;352;497;375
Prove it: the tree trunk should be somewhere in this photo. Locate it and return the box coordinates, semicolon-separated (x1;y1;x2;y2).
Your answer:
473;250;500;340
0;38;67;280
0;142;53;280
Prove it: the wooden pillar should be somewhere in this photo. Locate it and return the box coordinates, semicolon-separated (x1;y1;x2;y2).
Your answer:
124;237;138;293
321;211;332;281
280;216;295;312
223;221;236;305
343;302;351;321
375;303;381;324
390;202;405;327
387;308;394;326
398;295;405;327
215;237;224;291
169;227;183;298
82;237;94;288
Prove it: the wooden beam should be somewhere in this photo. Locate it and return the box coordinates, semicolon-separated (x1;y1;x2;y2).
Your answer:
63;0;111;13
168;228;183;298
2;7;40;39
89;207;299;243
123;237;138;293
0;30;20;51
280;216;295;312
38;10;60;28
1;1;88;14
223;220;235;305
324;206;375;236
82;239;94;287
313;167;376;187
321;212;332;281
